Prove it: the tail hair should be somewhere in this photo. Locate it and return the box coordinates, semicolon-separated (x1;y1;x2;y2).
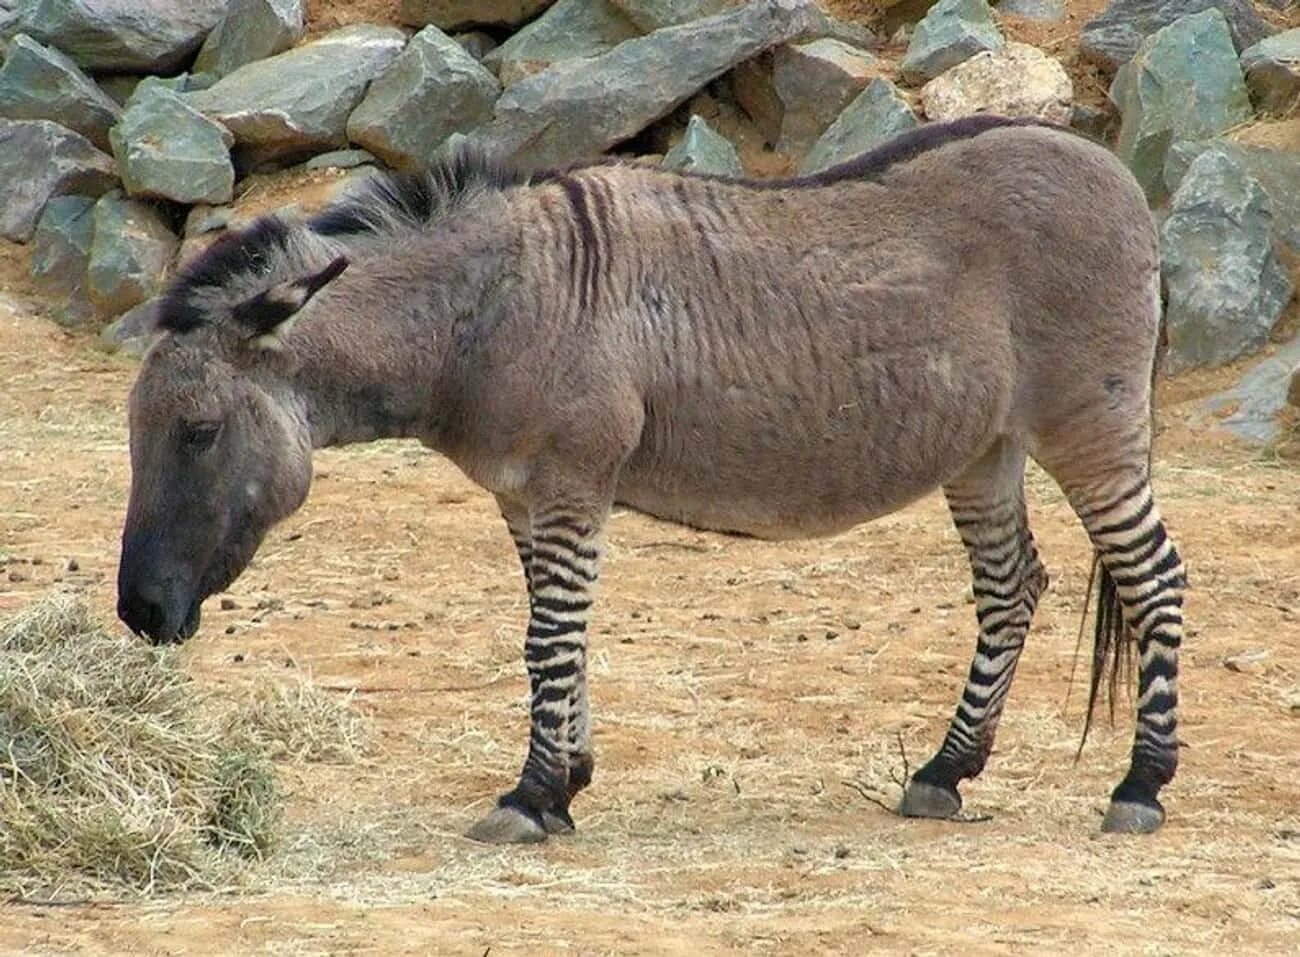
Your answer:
1074;556;1134;757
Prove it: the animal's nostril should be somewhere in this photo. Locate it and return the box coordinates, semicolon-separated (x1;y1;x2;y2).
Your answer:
118;589;164;638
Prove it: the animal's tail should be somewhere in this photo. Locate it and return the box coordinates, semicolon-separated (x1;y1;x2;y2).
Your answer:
1075;273;1168;755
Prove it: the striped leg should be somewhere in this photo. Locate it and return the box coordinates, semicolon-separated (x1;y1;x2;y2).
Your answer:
1069;473;1185;833
468;505;602;844
901;443;1047;819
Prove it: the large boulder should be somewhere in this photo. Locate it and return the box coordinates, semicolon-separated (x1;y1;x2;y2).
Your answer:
900;0;1004;85
662;114;744;175
29;194;97;325
1240;30;1300;115
187;25;407;165
609;0;733;29
1160;148;1292;371
0;34;122;150
85;192;178;321
348;26;501;170
398;0;553;30
193;0;306;78
110;85;235;204
15;0;230;73
1080;0;1272;70
1164;138;1300;253
1110;8;1253;204
920;41;1071;121
0;119;117;242
800;77;919;175
469;0;825;168
1198;335;1300;445
482;0;641;87
770;39;878;154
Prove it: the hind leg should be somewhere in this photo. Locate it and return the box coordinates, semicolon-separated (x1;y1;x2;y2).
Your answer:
1062;471;1186;833
900;440;1048;819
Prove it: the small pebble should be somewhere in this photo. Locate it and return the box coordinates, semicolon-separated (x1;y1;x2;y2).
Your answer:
220;597;239;610
66;558;79;572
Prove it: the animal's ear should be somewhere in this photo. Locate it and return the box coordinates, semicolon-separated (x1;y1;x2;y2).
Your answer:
232;255;349;349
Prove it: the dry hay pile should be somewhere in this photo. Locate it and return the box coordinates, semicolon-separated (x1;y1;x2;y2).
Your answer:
0;594;368;900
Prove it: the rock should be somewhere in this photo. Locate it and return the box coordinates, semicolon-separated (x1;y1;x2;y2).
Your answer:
900;0;1004;85
97;75;142;106
1110;9;1253;204
86;192;177;321
15;0;230;73
800;77;919;174
110;85;235;204
0;119;117;242
188;25;407;166
398;0;554;31
1241;30;1300;115
1199;335;1300;444
193;0;306;78
302;148;376;170
482;0;641;87
772;39;877;154
1222;649;1269;673
1070;102;1118;139
1080;0;1273;70
454;31;498;60
99;296;161;357
729;54;784;144
1160;148;1291;372
920;41;1071;122
469;0;825;168
609;0;733;30
662;114;744;175
1164;139;1300;253
0;34;122;150
997;0;1066;21
348;26;500;171
29;195;96;325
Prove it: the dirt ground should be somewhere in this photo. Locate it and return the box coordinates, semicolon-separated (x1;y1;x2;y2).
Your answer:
2;256;1299;955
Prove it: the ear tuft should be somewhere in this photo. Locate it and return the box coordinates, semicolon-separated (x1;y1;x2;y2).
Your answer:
232;255;350;348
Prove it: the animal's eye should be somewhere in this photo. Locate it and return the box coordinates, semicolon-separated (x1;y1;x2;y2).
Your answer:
180;420;221;453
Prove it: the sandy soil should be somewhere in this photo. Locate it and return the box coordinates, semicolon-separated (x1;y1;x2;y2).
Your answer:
1;267;1299;954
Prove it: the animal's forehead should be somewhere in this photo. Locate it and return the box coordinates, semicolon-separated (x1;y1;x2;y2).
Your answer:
132;335;233;416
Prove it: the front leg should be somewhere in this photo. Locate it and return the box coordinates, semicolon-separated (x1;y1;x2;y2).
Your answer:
468;506;602;844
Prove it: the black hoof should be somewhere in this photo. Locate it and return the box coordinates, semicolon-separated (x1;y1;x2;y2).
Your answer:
542;806;576;835
897;780;963;820
1101;798;1165;834
466;804;548;844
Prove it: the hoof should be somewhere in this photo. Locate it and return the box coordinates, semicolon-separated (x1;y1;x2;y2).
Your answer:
466;804;548;844
1101;799;1165;834
898;780;962;820
542;807;576;836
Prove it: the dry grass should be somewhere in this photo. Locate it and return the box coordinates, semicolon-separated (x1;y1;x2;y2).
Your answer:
0;594;368;902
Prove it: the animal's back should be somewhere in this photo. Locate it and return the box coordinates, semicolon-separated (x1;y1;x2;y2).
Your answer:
597;123;1159;537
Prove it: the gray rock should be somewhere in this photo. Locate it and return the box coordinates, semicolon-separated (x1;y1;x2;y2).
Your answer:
99;296;161;357
111;85;235;204
1164;139;1300;252
194;0;306;78
772;38;877;154
662;114;744;175
454;31;498;60
997;0;1066;21
469;0;825;168
1111;9;1253;204
900;0;1004;85
920;41;1071;122
15;0;230;73
0;119;117;241
1080;0;1273;70
188;25;407;165
609;0;733;30
348;26;500;171
86;192;177;321
0;34;121;150
800;77;919;175
483;0;641;87
398;0;553;30
29;194;96;325
728;54;783;144
1198;335;1300;444
1240;30;1300;115
303;148;377;170
1160;148;1292;371
1069;102;1118;139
